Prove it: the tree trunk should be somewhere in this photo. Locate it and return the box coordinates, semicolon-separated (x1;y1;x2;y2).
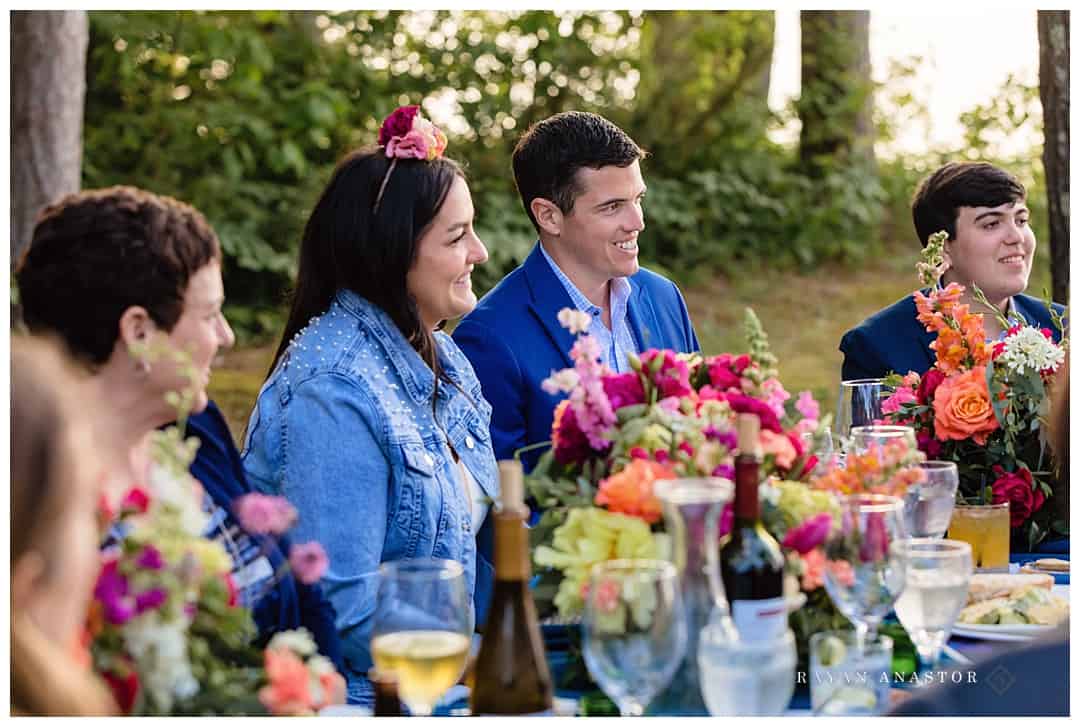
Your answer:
1038;10;1069;305
798;10;874;176
10;10;88;266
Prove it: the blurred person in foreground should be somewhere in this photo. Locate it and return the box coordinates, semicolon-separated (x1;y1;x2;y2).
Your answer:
10;336;117;715
840;161;1065;381
15;186;342;667
241;106;498;705
890;358;1069;717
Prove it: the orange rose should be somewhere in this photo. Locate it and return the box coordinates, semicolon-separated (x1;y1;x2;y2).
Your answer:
259;648;314;715
932;366;999;445
595;459;673;524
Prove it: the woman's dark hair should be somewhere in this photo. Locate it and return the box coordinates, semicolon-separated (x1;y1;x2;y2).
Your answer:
269;148;464;376
911;162;1026;246
15;186;221;367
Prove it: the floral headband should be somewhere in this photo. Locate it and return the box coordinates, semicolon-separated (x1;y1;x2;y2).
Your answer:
373;105;448;213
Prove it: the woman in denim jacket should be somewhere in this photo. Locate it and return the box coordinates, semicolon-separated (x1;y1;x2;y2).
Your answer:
242;107;498;706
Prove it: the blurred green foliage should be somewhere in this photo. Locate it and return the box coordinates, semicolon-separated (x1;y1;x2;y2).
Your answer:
82;10;1049;344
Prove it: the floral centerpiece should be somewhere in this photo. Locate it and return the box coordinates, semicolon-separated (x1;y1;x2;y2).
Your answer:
88;344;344;715
881;231;1068;548
524;308;899;691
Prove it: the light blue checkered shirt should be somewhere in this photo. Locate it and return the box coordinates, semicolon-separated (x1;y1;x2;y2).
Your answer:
540;242;638;372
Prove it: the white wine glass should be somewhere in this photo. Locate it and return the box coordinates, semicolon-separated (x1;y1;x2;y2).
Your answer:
370;558;471;716
903;461;960;538
800;429;836;477
583;559;687;716
835;379;891;453
822;494;908;649
892;538;972;669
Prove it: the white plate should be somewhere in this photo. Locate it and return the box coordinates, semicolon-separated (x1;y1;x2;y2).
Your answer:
951;585;1068;641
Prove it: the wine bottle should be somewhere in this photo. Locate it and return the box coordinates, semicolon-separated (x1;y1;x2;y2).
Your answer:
719;413;787;642
370;668;403;717
469;460;554;715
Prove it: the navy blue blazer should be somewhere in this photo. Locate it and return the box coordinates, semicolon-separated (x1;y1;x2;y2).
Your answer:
186;400;344;672
454;243;700;471
840;291;1065;381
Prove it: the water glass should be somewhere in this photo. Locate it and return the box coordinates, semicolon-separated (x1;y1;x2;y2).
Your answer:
849;424;917;455
810;630;893;716
698;627;797;715
822;494;908;645
947;503;1010;572
800;429;837;477
370;559;471;716
891;539;973;669
583;559;687;716
835;378;890;449
903;461;959;538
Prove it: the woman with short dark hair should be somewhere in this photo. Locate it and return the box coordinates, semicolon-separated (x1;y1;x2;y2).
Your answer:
16;185;343;668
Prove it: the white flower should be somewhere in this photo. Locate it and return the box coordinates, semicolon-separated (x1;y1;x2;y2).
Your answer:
267;627;317;657
147;462;210;536
124;614;196;712
997;327;1065;375
557;307;592;335
541;368;580;395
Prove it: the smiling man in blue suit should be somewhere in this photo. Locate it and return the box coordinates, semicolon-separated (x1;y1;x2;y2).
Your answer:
840;161;1065;381
454;111;699;471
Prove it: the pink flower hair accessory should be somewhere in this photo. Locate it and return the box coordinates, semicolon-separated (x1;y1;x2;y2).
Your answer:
373;104;449;212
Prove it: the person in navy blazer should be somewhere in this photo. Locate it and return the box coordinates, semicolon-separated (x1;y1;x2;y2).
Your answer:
454;111;699;472
841;161;1065;382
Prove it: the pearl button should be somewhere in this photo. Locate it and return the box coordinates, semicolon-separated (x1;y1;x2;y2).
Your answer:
465;435;475;450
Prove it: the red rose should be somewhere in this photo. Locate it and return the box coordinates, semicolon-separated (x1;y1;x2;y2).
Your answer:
103;666;140;714
916;368;946;404
990;465;1045;528
377;105;420;145
916;430;943;459
120;486;151;514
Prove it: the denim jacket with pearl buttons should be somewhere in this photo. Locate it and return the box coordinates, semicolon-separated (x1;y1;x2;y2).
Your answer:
240;288;498;706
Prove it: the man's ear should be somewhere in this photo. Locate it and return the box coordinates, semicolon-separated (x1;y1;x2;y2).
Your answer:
531;198;563;238
117;306;154;348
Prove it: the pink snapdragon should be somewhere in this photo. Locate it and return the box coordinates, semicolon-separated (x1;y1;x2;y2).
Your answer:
289;542;329;585
761;378;791;420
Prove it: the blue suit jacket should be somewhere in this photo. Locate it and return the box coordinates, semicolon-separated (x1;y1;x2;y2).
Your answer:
454;243;700;471
840;291;1065;381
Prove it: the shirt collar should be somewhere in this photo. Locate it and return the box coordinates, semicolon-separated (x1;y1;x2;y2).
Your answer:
539;240;633;314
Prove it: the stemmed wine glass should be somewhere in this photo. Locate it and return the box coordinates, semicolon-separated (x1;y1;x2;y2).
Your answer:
892;539;973;669
370;558;472;716
800;429;836;477
822;494;908;648
583;559;687;716
903;461;960;538
835;379;891;454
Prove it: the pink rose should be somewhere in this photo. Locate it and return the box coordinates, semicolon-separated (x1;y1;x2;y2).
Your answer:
782;513;833;555
378;105;420;145
719;392;782;433
882;386;916;415
990;465;1045;528
385;129;430;159
759;429;797;469
602;372;645;410
120;486;151;514
641;349;693;399
801;548;826;591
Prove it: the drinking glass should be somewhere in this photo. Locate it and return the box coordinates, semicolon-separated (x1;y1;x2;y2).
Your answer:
698;627;797;715
835;379;890;451
849;424;917;455
800;429;837;477
822;494;908;646
582;559;687;716
370;558;471;716
810;630;893;716
947;503;1010;572
891;539;973;669
903;461;960;538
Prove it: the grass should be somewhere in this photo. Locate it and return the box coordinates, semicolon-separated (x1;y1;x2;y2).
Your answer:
208;244;1053;444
